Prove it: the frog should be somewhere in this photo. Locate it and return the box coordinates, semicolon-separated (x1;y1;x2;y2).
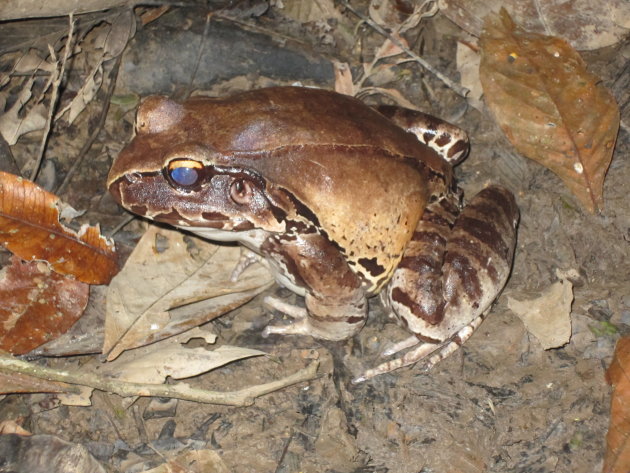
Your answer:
107;86;519;382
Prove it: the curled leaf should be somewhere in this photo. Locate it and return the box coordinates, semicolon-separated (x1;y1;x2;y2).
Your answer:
0;172;118;284
479;9;619;213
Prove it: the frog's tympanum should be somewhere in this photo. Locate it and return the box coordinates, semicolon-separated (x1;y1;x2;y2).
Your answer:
108;87;518;382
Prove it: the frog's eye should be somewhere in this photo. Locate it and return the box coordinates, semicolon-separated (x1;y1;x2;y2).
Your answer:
230;178;254;205
166;159;204;188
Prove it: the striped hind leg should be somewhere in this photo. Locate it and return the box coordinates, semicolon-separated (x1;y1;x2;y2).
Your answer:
353;313;485;383
355;186;518;383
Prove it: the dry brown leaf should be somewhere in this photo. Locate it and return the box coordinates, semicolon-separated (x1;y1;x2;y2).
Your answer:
357;86;420;111
0;420;31;435
0;256;89;354
0;171;118;284
604;337;630;473
56;11;135;124
0;434;106;473
13;50;55;74
369;0;437;34
507;278;573;349
143;449;231;473
333;61;356;96
372;37;405;62
101;343;265;385
438;0;630;51
104;226;274;360
479;9;619;213
456;41;483;111
278;0;342;23
0;0;129;20
0;78;47;145
56;64;103;124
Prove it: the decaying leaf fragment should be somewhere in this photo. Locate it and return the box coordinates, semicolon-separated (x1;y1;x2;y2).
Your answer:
507;276;573;349
142;449;230;473
105;226;274;360
604;337;630;473
479;9;619;213
0;256;89;354
0;171;118;284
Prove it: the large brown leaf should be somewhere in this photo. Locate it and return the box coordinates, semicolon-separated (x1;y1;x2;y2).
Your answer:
0;256;89;354
0;171;118;284
604;337;630;473
439;0;630;51
104;226;274;360
479;9;620;213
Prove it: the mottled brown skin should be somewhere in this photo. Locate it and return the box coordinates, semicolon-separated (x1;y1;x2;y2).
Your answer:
108;86;518;379
109;88;452;291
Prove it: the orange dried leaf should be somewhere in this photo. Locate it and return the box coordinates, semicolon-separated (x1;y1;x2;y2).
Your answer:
373;36;406;62
0;172;118;284
0;256;89;354
0;420;31;435
479;9;619;213
604;337;630;473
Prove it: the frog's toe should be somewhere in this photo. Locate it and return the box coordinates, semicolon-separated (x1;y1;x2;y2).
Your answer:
262;318;313;338
263;296;308;320
381;335;420;357
354;314;485;383
353;341;439;383
262;296;311;337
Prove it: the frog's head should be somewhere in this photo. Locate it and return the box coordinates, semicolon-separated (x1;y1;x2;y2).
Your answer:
107;95;287;235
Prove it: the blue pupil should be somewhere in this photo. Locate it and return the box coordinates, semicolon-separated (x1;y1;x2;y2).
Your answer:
170;166;199;186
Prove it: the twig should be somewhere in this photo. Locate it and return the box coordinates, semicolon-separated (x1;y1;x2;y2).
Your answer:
30;13;75;182
340;0;469;97
184;11;213;99
55;53;122;195
0;354;320;407
106;212;135;238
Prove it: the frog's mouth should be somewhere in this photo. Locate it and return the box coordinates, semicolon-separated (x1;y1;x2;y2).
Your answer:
177;226;269;251
108;171;253;230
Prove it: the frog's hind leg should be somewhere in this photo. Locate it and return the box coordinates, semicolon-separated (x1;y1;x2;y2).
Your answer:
354;314;485;383
358;186;518;382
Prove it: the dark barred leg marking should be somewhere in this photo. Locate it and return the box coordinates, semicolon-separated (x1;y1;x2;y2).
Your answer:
374;105;470;165
443;186;519;312
384;193;460;326
359;186;518;382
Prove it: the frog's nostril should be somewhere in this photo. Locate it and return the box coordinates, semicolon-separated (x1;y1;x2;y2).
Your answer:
127;172;142;183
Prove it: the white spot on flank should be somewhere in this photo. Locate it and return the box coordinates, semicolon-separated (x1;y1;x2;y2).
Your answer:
574;163;584;174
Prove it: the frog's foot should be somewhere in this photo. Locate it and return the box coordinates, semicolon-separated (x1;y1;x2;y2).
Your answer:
381;335;420;357
263;294;367;340
230;248;263;282
262;295;316;338
353;314;484;384
263;296;307;320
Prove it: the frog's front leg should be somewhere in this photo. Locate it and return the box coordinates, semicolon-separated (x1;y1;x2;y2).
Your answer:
357;185;518;382
260;232;367;341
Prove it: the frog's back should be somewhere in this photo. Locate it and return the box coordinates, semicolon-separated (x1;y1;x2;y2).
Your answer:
187;87;448;174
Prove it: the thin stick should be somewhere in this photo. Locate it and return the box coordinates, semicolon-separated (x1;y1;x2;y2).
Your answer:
0;354;319;407
341;0;469;97
30;13;75;182
55;54;122;195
